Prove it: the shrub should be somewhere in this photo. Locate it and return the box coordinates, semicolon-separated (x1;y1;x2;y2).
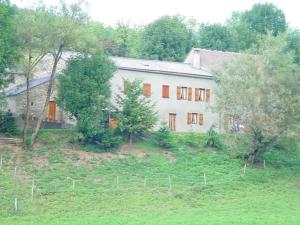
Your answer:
0;110;17;135
93;128;122;150
153;123;173;149
204;125;223;149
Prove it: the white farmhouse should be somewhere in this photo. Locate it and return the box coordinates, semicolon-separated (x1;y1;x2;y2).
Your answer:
5;48;237;132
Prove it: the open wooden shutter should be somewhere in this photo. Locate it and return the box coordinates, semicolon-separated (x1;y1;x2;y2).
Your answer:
206;89;211;102
187;112;192;124
195;88;200;101
188;87;192;101
177;87;181;100
199;113;204;126
162;85;169;98
143;83;151;96
48;101;56;121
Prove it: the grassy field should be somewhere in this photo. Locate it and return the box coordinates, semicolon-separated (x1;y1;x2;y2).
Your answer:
0;130;300;225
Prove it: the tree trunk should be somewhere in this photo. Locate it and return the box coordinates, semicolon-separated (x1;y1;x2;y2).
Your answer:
31;46;63;145
22;72;30;146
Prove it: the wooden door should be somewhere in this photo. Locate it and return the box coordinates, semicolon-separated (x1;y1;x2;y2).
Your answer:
169;113;176;131
48;101;56;121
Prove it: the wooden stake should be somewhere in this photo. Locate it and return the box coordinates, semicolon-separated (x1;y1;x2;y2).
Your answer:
168;175;172;192
203;173;207;185
243;164;247;175
263;160;266;169
144;177;147;188
31;179;34;201
14;198;18;211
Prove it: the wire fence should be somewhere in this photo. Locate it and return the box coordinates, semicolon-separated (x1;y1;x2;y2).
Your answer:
0;161;255;215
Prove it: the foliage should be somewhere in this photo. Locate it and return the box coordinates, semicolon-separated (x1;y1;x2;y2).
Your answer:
216;34;300;162
242;3;287;36
57;51;119;148
197;23;234;51
141;15;193;61
153;123;173;149
0;0;19;89
286;29;300;65
204;125;223;149
0;110;17;135
115;79;158;143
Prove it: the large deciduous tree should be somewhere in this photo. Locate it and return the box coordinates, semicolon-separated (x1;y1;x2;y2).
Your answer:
141;15;193;62
115;79;158;144
57;52;119;148
30;1;92;144
216;34;300;162
242;3;287;36
16;7;51;144
0;1;19;103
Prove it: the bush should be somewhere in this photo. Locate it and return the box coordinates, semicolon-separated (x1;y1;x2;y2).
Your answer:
93;128;122;150
204;125;223;149
0;110;17;135
153;123;173;149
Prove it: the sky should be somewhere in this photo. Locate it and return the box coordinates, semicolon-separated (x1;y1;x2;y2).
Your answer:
11;0;300;28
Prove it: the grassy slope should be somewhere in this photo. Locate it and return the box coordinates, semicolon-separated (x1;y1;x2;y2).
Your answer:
0;130;300;225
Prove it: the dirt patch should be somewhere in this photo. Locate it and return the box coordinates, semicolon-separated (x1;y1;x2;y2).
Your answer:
163;150;176;162
118;144;147;158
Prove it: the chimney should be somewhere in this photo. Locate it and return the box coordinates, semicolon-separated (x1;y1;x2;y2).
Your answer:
193;49;201;69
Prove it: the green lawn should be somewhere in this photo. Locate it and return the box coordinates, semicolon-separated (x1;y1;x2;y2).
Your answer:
0;130;299;225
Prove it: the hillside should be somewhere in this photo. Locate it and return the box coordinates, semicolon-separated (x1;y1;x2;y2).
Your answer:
0;130;300;225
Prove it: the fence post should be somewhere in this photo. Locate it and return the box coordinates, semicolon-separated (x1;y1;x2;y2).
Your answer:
168;175;172;192
263;160;266;169
0;155;3;170
144;177;147;188
243;163;247;175
14;197;18;212
203;173;207;185
31;179;34;201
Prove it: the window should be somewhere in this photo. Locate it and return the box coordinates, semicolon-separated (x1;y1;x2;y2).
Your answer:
191;113;198;124
195;88;211;102
143;83;151;97
169;113;176;131
162;85;169;98
187;112;204;126
177;87;192;100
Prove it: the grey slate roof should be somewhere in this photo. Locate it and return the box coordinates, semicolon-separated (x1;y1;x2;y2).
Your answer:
5;75;50;96
5;54;213;96
110;57;212;78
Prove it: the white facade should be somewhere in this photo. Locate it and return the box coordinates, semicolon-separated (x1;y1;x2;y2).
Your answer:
111;69;220;132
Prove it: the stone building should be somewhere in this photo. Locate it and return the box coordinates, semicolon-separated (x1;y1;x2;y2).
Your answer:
4;48;236;132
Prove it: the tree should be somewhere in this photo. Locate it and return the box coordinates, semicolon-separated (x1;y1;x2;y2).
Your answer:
242;3;287;36
286;29;300;65
57;52;119;148
115;79;158;144
16;7;51;145
31;1;92;144
0;1;19;97
215;34;300;162
141;15;193;61
196;23;234;51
